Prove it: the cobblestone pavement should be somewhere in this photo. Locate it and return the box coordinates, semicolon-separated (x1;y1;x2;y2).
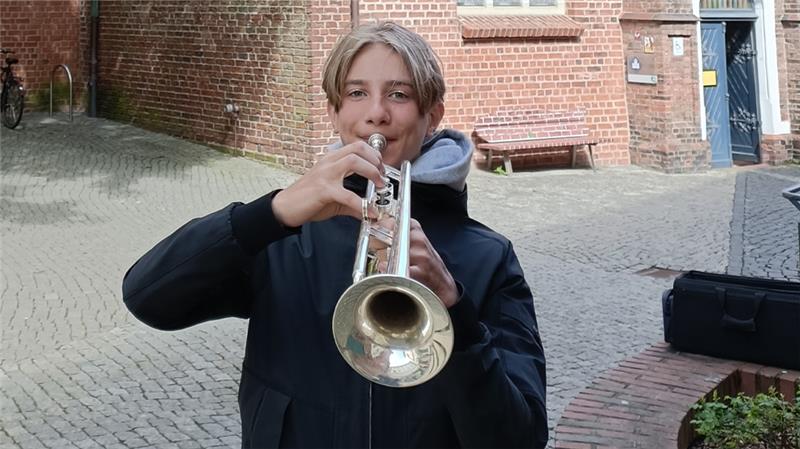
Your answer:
2;113;798;448
729;167;800;280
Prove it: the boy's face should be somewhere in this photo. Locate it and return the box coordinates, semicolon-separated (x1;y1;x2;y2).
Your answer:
327;43;444;168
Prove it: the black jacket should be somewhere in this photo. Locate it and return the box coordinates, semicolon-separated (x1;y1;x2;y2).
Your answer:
123;178;548;448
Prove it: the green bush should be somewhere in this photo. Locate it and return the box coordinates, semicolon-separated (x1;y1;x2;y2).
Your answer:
26;80;84;112
691;387;800;449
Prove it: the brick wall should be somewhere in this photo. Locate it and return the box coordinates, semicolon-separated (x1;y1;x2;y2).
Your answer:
761;135;794;164
622;20;708;173
0;0;86;112
94;0;314;168
7;1;792;169
91;0;631;171
336;0;631;168
464;2;630;167
307;1;351;165
785;0;800;161
622;0;694;15
619;0;710;173
777;0;791;125
567;1;631;166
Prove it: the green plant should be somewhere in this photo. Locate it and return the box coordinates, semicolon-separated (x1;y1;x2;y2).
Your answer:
27;80;74;111
493;165;508;176
97;85;134;121
691;387;800;449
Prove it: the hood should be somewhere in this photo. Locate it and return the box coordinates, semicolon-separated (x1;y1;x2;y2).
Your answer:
327;128;473;192
413;129;473;192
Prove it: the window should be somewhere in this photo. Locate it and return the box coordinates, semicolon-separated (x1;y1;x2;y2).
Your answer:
457;0;565;16
699;0;753;9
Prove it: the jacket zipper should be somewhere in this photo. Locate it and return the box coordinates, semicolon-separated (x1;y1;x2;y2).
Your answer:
368;382;373;449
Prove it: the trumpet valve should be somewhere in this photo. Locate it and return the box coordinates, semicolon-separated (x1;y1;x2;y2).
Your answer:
374;182;394;210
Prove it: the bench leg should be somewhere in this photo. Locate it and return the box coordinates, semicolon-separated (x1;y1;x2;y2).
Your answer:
572;145;596;171
503;154;513;174
486;149;493;170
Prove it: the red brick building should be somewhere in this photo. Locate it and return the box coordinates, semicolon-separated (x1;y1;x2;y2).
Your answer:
1;0;797;173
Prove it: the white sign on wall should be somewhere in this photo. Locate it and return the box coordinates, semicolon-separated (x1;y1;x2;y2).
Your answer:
672;37;685;56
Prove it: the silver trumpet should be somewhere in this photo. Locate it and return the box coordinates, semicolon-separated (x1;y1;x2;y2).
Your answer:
332;133;454;388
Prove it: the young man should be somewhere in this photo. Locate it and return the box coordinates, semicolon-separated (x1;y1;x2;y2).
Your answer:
123;22;548;448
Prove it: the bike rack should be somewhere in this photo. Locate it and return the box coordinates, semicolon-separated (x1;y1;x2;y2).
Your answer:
50;64;73;122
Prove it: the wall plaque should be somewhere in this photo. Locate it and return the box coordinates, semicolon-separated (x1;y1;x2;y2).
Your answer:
627;53;657;85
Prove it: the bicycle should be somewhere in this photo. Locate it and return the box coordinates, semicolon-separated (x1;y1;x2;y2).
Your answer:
1;48;25;129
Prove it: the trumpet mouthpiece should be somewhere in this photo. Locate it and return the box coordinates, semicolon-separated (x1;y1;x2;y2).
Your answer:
367;134;387;152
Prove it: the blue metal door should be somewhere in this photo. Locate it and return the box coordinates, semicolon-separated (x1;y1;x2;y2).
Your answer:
726;21;760;162
702;22;732;168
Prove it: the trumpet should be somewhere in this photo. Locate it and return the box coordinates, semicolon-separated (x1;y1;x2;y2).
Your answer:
332;134;454;388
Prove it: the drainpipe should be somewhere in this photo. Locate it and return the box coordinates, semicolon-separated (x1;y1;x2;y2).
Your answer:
351;0;359;28
88;0;99;117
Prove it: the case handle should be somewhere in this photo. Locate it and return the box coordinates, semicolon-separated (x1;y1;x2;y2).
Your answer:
717;287;764;333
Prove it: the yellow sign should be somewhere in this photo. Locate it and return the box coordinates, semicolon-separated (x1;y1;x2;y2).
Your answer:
703;70;717;87
643;36;655;54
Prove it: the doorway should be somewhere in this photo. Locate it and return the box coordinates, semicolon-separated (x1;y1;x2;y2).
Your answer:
725;21;760;164
701;20;761;167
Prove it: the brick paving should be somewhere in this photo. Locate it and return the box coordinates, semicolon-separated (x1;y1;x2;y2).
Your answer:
729;168;800;280
1;113;798;448
553;342;800;448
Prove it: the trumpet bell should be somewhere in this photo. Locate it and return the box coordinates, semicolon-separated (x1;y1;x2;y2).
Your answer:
332;274;454;388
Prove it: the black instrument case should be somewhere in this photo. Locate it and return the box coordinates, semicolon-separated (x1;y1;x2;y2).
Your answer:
662;271;800;369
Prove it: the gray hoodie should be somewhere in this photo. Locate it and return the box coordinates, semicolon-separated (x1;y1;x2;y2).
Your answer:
328;128;474;192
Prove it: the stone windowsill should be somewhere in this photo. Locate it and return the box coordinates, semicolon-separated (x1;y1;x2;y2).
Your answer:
459;15;584;40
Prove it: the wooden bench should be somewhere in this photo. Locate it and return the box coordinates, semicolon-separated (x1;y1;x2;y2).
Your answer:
473;108;598;174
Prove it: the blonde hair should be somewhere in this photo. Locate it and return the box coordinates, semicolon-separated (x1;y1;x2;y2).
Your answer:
322;22;445;114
